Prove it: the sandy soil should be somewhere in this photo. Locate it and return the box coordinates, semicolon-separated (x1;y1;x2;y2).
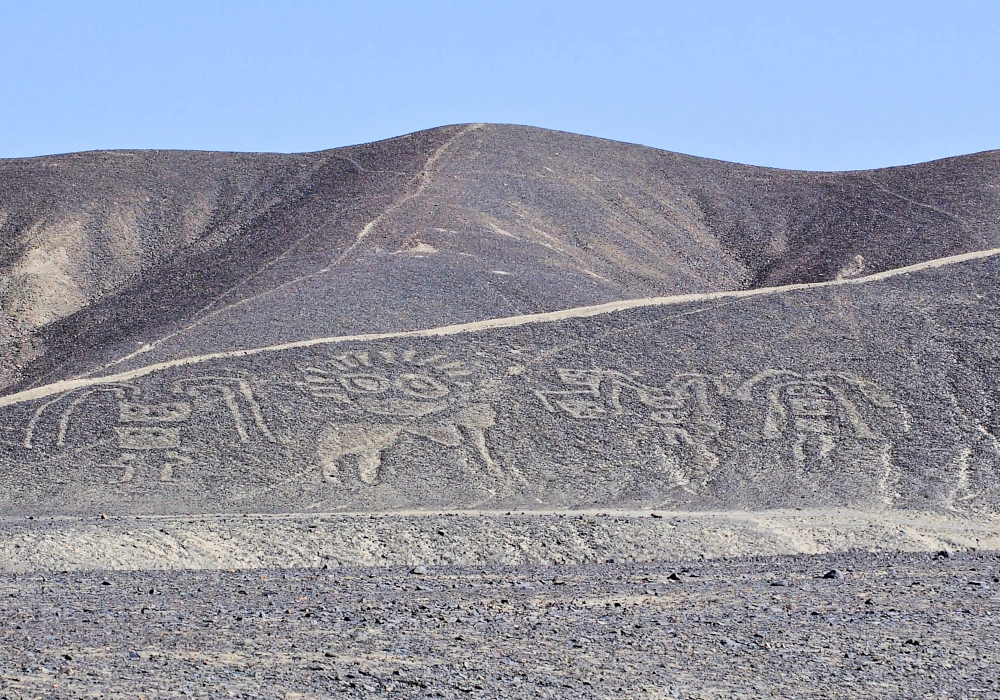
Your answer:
1;510;997;573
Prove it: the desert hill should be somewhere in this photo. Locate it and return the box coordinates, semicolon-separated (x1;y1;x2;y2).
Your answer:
2;126;1000;570
2;124;999;396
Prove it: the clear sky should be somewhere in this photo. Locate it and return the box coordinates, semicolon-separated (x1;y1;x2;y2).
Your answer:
0;1;997;170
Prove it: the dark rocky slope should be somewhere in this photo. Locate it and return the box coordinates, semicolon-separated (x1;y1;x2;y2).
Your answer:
3;252;1000;518
1;124;998;393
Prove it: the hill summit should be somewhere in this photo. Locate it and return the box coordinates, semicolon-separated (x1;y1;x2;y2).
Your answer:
2;124;998;392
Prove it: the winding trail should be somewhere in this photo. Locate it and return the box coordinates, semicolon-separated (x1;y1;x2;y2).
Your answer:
96;125;485;374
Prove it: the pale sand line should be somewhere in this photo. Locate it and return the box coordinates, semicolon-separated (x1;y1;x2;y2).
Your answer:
2;508;997;572
3;245;999;409
1;506;992;528
332;123;484;266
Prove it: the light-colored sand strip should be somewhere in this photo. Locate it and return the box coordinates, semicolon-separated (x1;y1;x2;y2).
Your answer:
0;508;995;572
3;245;999;409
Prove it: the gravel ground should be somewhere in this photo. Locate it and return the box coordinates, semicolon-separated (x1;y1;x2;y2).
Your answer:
2;550;999;699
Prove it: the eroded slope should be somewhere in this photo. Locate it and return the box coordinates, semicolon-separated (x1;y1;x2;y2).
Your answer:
2;125;998;394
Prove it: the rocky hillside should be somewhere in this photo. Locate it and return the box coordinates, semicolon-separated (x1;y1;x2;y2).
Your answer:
2;125;998;394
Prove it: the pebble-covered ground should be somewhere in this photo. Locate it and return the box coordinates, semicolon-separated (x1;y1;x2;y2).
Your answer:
1;550;998;699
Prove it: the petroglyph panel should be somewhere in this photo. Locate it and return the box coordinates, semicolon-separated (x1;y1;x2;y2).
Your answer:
731;370;908;507
3;254;1000;518
520;362;921;509
531;368;724;493
0;347;945;515
735;370;903;440
302;350;501;488
172;376;277;444
22;384;140;449
534;369;718;425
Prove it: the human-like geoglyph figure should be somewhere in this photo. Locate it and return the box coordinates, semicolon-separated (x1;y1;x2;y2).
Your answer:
736;369;906;477
534;368;722;491
172;377;277;444
113;401;193;482
21;376;276;484
302;351;501;486
24;383;140;450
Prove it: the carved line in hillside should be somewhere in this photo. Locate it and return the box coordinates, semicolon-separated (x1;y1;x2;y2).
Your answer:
10;364;913;502
735;370;905;505
191;153;375;313
332;123;484;266
26;378;277;449
92;155;341;374
3;245;1000;410
21;376;278;484
97;125;487;374
173;377;277;444
535;369;722;492
861;176;973;231
24;383;140;449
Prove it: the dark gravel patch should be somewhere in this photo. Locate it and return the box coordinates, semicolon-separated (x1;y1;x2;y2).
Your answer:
1;550;998;698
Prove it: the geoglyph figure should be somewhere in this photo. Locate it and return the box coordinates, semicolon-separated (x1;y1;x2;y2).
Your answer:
534;368;721;491
736;370;906;505
22;376;276;484
736;370;900;462
301;351;500;486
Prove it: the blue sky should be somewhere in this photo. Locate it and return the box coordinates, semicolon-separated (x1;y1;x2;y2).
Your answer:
0;1;997;170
